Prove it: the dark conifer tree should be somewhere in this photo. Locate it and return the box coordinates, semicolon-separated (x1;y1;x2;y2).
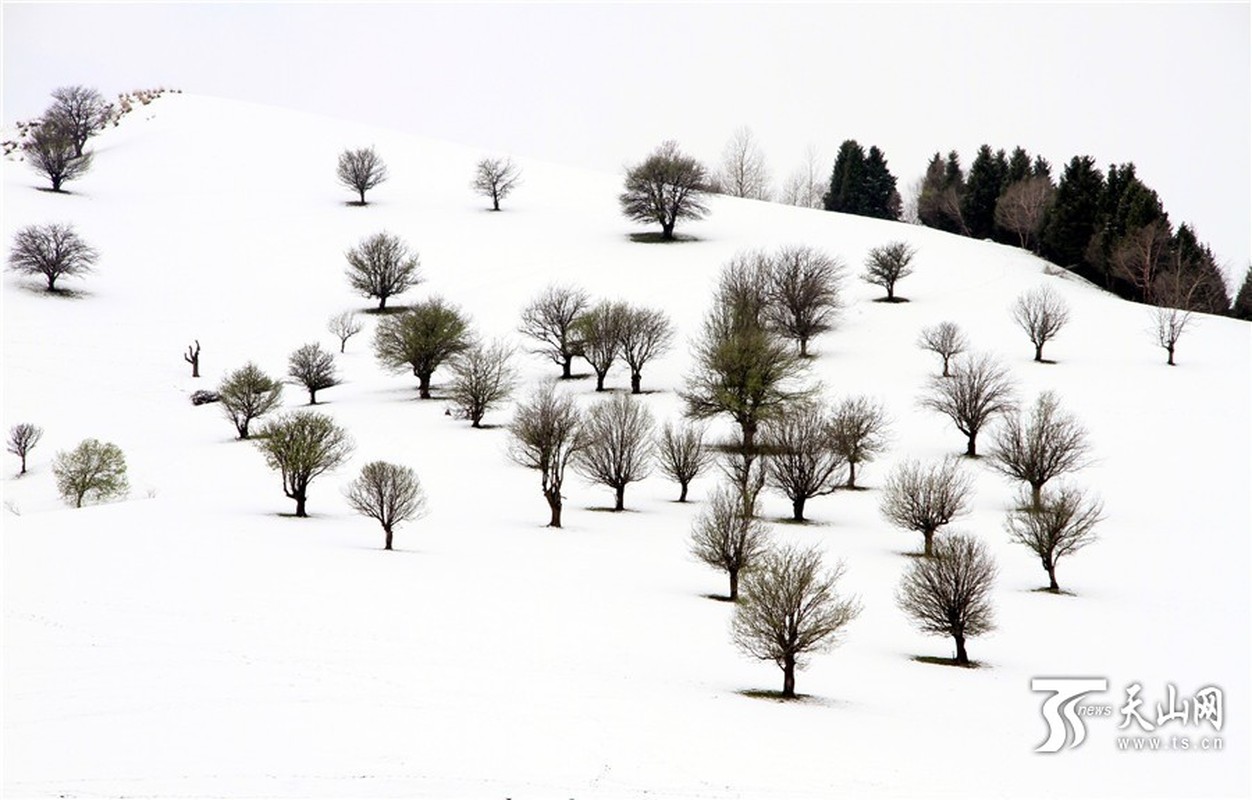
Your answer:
1232;266;1252;321
962;145;1008;240
823;140;867;214
1006;147;1033;184
1041;156;1103;278
863;146;902;220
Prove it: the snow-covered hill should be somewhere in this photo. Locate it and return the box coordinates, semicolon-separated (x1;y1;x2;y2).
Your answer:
3;94;1248;799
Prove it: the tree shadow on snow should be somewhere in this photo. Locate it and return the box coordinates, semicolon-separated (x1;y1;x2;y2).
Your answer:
911;655;986;669
628;232;702;244
871;296;910;304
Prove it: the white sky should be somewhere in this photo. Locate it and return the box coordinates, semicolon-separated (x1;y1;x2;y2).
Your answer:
3;2;1249;282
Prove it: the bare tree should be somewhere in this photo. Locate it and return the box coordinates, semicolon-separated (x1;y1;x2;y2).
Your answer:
574;393;655;511
689;484;771;600
344;232;422;311
1111;221;1171;301
327;312;363;353
7;423;44;475
52;439;128;508
827;396;889;489
472;157;522;211
989;391;1090;509
619;140;711;241
763;403;845;522
1151;269;1203;366
994;176;1054;252
254;411;354;518
23;122;93;192
1011;286;1070;363
880;457;973;557
779;144;824;209
682;296;812;453
896;533;997;666
217;362;284;439
716;126;772;201
1006;484;1102;593
287;342;340;405
518;284;590;379
862;241;917;302
720;450;767;515
656;421;711;502
920;353;1017;457
446;339;518;428
717;249;773;326
8;223;98;292
508;383;588;528
344;461;428;551
766;245;844;357
575;301;627;391
373;298;473;399
45;86;111;157
617;305;675;394
733;543;861;697
916;321;968;378
183;340;201;378
337;146;388;204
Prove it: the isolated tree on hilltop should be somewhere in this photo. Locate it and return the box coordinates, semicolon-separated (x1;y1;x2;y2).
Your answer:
897;533;997;666
7;423;44;476
880;457;973;557
472;157;522;211
53;438;129;508
574;392;655;511
1011;286;1070;363
508;382;588;528
337;146;388;204
519;284;590;380
690;484;771;601
373;298;474;399
8;223;98;292
619;140;710;241
989;391;1091;509
254;411;354;518
1006;483;1102;593
45;86;111;156
218;362;284;439
656;421;711;502
733;543;861;698
766;245;844;357
716;126;772;200
917;322;968;378
446;340;518;428
617;304;675;394
862;241;917;302
287;342;340;405
827;395;889;489
344;461;428;551
24;122;93;192
344;232;422;311
920;353;1016;457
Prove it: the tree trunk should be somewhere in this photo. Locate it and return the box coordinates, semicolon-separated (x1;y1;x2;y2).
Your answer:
1167;345;1176;366
294;494;307;518
886;283;895;301
19;454;27;475
846;461;858;489
1030;483;1043;510
492;193;500;211
728;568;739;601
954;633;969;665
661;222;675;240
1034;343;1044;362
1046;561;1058;592
339;340;346;354
378;295;387;311
741;420;757;454
782;653;796;697
595;371;606;391
47;275;57;292
941;356;951;378
561;356;573;379
546;492;562;528
965;433;978;457
418;372;432;399
799;337;809;358
792;496;806;522
52;175;64;192
614;484;625;511
678;481;689;502
358;188;366;204
308;388;317;405
923;529;935;557
384;524;393;551
631;372;642;394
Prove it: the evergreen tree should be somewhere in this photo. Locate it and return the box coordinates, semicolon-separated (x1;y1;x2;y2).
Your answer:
918;151;967;235
1041;156;1103;277
1232;266;1252;321
823;140;867;214
1031;156;1052;179
1006;147;1033;184
863;146;901;220
962;145;1008;240
1170;224;1231;314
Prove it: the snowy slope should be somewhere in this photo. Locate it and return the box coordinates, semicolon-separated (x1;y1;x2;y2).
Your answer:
2;94;1249;799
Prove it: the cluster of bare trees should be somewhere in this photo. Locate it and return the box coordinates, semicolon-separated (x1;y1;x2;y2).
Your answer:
518;284;674;393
